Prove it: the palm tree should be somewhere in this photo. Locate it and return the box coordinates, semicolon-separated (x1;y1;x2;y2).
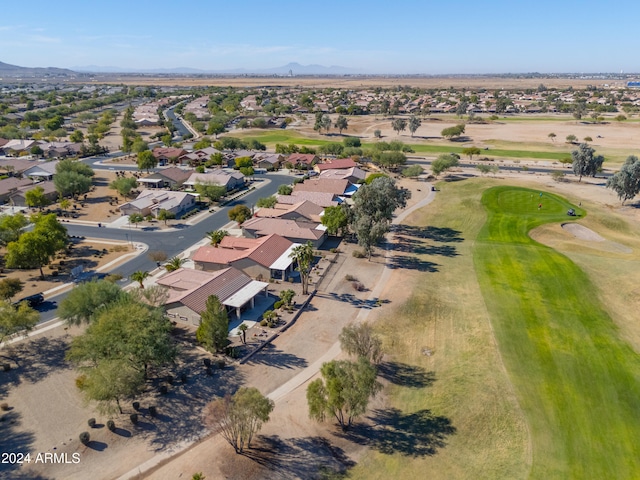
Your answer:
130;270;150;289
165;256;186;272
207;229;228;247
289;241;314;295
238;323;248;344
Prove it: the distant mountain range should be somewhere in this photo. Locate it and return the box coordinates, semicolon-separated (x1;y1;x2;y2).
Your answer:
71;62;358;75
0;61;75;77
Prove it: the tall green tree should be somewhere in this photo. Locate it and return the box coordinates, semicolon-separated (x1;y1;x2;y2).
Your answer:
462;146;482;160
351;177;409;260
109;177;138;200
5;214;67;278
572;143;604;182
204;387;275;454
24;186;50;208
408;115;421;137
335;115;348;134
391;118;407;135
196;295;229;353
228;205;252;225
0;213;28;246
0;278;23;301
194;181;227;204
137;150;157;172
76;359;145;414
54;171;93;198
339;323;383;364
56;158;94;178
441;124;465;140
307;357;381;431
431;153;460;177
289;242;314;295
58;279;126;326
606;155;640;204
321;204;350;236
0;300;39;345
67;298;176;379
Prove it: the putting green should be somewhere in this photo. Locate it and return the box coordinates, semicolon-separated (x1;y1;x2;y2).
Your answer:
474;186;640;479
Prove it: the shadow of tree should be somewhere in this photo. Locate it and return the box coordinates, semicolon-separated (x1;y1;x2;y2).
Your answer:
135;360;245;452
377;362;436;388
87;440;108;451
387;255;439;272
247;345;308;370
242;435;355;480
334;408;455;457
395;225;463;243
0;337;72;398
0;410;37;477
316;292;383;310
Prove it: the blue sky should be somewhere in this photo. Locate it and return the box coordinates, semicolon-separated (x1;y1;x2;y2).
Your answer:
1;0;639;73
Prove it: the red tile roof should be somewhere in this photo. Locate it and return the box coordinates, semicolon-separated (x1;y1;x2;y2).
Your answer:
315;158;357;171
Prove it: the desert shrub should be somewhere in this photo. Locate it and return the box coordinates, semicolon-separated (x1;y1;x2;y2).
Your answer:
330;247;340;253
87;418;96;427
1;403;9;411
203;358;212;367
149;406;157;417
205;366;213;376
166;374;174;385
217;359;226;369
180;373;188;384
75;374;86;389
2;363;10;372
132;401;140;411
352;281;365;291
107;420;115;431
260;319;268;327
130;413;139;425
352;250;365;258
273;300;283;310
345;274;358;282
159;385;168;395
79;432;90;445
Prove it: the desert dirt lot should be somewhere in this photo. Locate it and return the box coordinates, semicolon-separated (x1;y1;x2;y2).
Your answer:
73;76;628;90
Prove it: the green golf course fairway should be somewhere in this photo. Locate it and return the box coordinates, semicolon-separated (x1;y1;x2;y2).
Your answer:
474;186;640;479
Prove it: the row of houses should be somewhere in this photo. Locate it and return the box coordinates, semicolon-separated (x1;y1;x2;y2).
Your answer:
0;139;83;158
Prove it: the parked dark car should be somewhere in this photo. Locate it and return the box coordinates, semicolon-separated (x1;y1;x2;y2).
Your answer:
15;293;45;307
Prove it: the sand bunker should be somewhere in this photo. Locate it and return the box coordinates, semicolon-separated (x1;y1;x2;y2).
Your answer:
562;223;606;242
561;223;632;253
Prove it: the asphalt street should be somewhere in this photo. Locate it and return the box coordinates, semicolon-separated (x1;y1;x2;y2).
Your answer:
38;174;292;322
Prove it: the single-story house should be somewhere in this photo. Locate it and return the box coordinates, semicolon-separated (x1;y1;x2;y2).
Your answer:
0;177;33;203
287;153;319;169
193;233;298;280
293;178;351;196
39;142;82;159
241;217;327;248
138;167;192;189
22;160;59;181
157;267;269;325
276;191;339;208
253;153;284;171
313;157;358;173
10;181;57;207
255;200;323;223
152;147;187;166
1;139;36;156
178;147;223;167
0;159;39;177
184;171;245;191
119;190;198;218
319;167;366;184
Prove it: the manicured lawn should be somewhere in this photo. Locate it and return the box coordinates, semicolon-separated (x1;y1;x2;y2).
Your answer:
474;186;640;478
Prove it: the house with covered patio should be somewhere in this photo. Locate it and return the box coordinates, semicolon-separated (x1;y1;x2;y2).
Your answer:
156;267;269;326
